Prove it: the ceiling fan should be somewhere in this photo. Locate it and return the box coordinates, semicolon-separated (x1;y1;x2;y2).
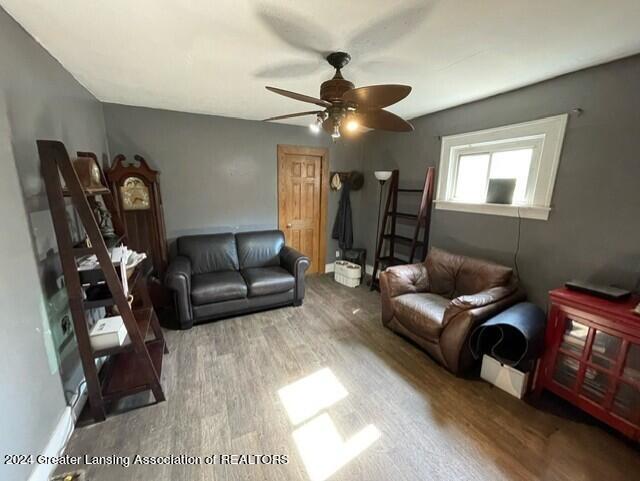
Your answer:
263;52;413;139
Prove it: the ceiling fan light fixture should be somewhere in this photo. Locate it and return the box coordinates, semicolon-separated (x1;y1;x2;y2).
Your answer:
331;122;341;140
346;118;359;132
309;114;323;133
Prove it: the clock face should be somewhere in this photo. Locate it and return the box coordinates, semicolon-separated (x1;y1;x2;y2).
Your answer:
120;176;150;210
90;161;101;185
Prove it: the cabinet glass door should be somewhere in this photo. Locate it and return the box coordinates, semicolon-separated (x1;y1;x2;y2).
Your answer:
580;367;612;404
611;381;640;423
559;318;589;355
553;353;579;390
622;343;640;384
589;330;622;371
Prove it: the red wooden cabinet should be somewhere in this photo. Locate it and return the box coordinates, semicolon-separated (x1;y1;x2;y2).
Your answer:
535;288;640;440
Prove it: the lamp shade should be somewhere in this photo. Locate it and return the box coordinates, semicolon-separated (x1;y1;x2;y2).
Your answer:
374;171;392;181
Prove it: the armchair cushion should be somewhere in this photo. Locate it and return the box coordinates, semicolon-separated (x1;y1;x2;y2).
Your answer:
242;266;295;297
425;247;513;298
394;293;449;340
191;271;247;305
454;258;513;297
424;247;462;298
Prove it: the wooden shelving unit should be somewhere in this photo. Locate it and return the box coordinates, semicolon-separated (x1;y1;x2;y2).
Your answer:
370;167;435;290
38;140;167;422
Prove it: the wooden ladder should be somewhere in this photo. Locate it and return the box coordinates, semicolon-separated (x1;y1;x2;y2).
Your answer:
38;140;167;422
370;167;435;290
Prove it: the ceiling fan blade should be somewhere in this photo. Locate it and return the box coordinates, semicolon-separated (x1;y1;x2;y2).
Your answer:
266;86;332;108
356;109;414;132
263;110;323;121
343;85;411;109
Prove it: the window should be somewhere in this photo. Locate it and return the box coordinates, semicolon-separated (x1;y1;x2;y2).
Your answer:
436;114;568;220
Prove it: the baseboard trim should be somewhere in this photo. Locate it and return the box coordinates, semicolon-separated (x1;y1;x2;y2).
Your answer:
27;407;71;481
27;380;89;481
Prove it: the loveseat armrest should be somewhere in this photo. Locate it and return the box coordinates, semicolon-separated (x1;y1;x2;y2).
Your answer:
280;246;310;304
165;255;193;329
440;285;526;374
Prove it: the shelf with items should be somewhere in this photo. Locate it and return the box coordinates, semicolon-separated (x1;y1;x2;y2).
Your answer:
92;307;154;358
81;258;152;307
535;287;640;441
72;233;125;256
39;140;167;423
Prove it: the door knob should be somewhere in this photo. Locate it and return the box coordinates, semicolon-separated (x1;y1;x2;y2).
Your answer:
286;223;292;228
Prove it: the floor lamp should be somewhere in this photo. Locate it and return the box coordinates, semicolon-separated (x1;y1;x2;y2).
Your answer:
374;171;393;251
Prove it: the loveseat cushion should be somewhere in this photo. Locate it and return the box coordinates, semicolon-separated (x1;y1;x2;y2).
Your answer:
178;233;239;275
236;230;285;269
393;293;450;341
191;271;247;305
242;266;295;297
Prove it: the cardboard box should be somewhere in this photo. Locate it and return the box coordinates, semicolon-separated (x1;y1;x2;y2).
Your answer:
89;315;127;350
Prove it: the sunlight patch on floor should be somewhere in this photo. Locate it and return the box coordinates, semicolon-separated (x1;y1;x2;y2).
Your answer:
278;368;381;481
278;367;348;425
293;414;380;481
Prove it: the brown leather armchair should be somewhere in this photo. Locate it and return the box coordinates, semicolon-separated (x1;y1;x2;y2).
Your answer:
380;247;525;374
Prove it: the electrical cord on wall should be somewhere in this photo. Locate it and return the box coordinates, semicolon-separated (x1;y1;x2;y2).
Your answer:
57;379;86;456
513;207;522;280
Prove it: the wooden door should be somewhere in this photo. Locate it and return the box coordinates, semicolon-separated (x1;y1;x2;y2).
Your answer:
278;145;328;274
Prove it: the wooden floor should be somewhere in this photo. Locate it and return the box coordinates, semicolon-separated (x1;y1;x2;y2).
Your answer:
61;275;639;481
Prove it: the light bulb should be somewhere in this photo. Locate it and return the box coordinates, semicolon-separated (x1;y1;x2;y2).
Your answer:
346;119;359;132
331;123;341;139
309;122;320;133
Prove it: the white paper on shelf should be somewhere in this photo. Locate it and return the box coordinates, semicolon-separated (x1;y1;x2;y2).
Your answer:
120;246;129;295
76;245;147;288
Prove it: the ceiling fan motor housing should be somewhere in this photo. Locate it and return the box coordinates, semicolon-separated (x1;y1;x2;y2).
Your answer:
320;76;355;103
321;51;355;103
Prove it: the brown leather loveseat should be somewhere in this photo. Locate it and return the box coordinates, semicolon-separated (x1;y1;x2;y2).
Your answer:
380;247;525;374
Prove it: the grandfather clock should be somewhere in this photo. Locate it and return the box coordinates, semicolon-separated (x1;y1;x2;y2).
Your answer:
106;154;169;277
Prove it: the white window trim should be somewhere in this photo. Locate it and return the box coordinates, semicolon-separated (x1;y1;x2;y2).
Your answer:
435;114;568;220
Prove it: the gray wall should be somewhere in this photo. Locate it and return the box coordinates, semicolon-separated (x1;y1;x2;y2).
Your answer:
359;55;640;307
0;7;108;480
103;103;365;265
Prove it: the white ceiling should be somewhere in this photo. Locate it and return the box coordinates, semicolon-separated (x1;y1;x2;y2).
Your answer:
3;0;640;125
